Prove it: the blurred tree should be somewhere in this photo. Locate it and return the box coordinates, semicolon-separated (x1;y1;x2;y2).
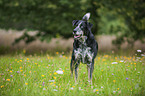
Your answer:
0;0;144;46
100;0;145;46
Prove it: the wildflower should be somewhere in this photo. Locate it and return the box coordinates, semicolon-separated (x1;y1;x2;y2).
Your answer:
49;80;55;82
101;86;103;89
39;86;42;88
126;78;128;80
79;87;83;90
112;62;118;64
53;89;58;91
23;49;26;54
25;83;28;85
112;73;114;75
56;70;63;74
73;86;75;87
20;70;23;72
42;82;45;86
10;75;13;77
29;71;31;73
10;71;12;73
56;52;59;54
113;91;116;94
20;67;22;69
24;74;26;77
117;88;119;90
6;79;10;81
70;87;74;90
17;71;20;73
54;72;57;75
1;85;4;88
18;89;20;91
96;89;99;91
137;50;142;52
20;60;22;62
27;58;29;60
113;80;116;83
43;88;46;90
53;76;56;79
42;75;45;77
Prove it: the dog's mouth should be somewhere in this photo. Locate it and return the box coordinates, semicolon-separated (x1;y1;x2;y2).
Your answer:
74;34;82;39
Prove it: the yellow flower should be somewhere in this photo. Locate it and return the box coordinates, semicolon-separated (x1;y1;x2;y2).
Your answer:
49;73;52;75
54;72;57;75
134;63;136;65
113;80;116;83
53;76;56;79
101;69;103;71
20;60;22;62
25;83;28;85
73;86;75;87
17;61;19;63
27;58;29;60
1;85;4;88
18;89;20;91
63;70;65;72
96;89;99;91
42;75;45;77
117;88;119;90
24;74;26;77
20;67;22;69
20;70;23;72
56;52;59;54
39;86;42;88
29;71;31;73
6;79;10;81
10;71;12;73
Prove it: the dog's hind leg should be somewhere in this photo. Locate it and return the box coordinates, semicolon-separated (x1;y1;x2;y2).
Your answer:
87;60;94;84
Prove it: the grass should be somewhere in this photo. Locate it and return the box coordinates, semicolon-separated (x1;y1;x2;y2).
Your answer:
0;51;145;96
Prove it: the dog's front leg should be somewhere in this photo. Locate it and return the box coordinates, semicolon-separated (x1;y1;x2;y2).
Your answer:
74;62;80;83
70;59;75;77
87;61;94;84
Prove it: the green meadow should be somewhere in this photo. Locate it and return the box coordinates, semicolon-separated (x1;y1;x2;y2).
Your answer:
0;51;145;96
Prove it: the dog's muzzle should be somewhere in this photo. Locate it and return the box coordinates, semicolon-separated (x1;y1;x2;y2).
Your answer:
73;29;83;39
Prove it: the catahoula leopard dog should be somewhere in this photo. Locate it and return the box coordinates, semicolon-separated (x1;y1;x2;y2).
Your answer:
70;13;98;84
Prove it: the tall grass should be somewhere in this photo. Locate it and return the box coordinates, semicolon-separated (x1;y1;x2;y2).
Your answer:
0;51;145;96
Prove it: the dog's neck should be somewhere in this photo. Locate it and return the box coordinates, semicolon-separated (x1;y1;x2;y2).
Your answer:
77;36;87;45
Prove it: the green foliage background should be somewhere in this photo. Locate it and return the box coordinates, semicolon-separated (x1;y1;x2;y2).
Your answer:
0;0;145;45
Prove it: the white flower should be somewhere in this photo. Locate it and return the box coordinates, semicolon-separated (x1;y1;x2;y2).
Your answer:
53;89;58;91
79;87;83;90
49;80;55;82
120;60;124;62
137;50;142;52
113;91;116;94
101;86;103;89
56;70;63;74
70;87;74;90
112;62;118;64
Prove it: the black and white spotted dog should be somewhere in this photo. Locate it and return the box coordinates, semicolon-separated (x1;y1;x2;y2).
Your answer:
70;13;98;84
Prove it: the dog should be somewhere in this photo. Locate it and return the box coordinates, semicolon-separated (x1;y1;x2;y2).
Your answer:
70;13;98;84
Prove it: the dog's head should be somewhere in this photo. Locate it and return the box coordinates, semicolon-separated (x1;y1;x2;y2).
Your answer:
72;13;93;39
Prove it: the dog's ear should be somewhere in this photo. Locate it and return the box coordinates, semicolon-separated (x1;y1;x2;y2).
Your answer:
87;22;93;30
72;20;79;26
82;13;90;21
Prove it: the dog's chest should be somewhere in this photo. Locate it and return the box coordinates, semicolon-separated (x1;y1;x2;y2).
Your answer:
74;41;94;63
